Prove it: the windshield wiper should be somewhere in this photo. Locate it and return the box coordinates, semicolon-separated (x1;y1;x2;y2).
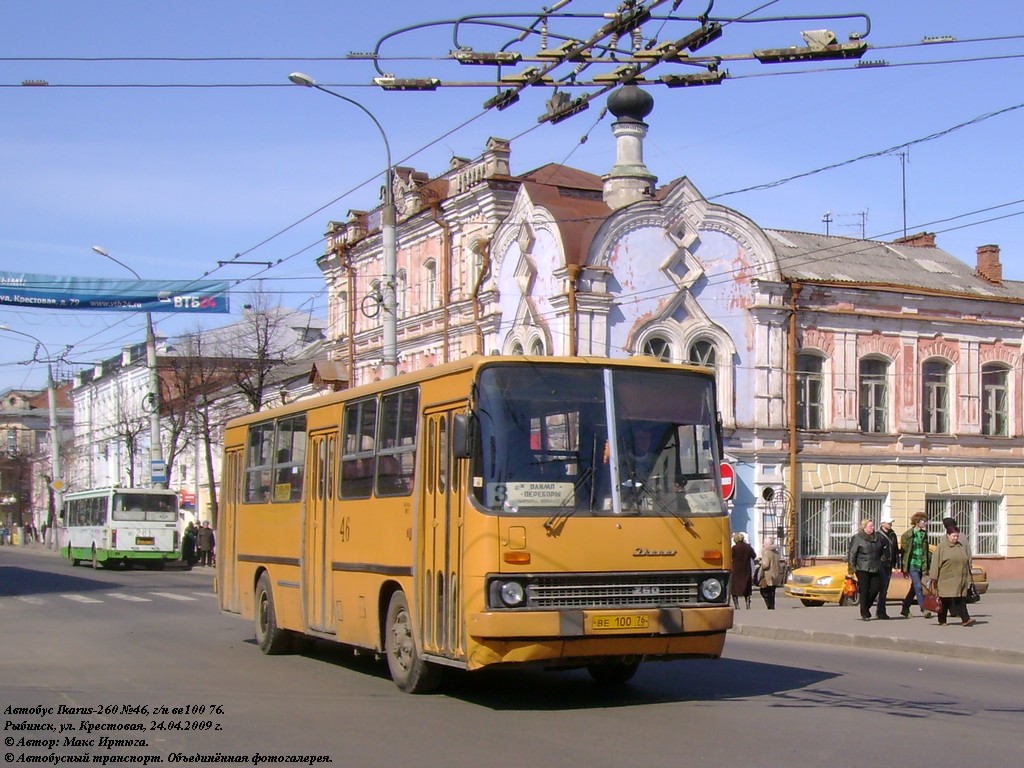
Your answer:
543;466;594;534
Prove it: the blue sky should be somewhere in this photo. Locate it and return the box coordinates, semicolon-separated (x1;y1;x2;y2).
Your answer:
3;1;1023;391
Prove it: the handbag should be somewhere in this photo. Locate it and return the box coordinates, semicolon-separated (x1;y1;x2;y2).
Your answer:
842;575;858;598
922;591;943;614
965;582;981;604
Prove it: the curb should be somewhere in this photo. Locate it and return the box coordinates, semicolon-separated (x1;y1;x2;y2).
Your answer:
732;623;1024;666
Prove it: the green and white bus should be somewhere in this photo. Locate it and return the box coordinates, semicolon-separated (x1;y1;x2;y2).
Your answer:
62;487;180;569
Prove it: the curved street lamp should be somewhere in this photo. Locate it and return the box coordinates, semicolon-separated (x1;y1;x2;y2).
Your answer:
91;246;165;488
0;324;63;549
288;72;398;379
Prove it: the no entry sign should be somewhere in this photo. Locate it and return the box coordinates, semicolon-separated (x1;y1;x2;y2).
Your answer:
720;462;736;501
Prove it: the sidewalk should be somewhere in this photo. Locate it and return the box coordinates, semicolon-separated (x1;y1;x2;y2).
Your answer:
733;585;1024;666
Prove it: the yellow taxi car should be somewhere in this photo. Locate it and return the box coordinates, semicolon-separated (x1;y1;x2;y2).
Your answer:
783;560;989;607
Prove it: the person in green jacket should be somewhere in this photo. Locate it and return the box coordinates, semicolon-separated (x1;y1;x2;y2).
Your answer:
899;511;933;618
927;521;975;627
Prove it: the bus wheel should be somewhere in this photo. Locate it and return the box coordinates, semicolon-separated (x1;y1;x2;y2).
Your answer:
255;573;292;655
68;545;80;567
384;591;441;694
91;547;99;569
587;660;640;686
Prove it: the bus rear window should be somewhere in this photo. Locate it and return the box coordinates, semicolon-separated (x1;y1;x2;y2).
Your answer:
112;493;178;522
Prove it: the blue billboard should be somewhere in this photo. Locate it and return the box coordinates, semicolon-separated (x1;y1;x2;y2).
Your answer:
0;272;230;313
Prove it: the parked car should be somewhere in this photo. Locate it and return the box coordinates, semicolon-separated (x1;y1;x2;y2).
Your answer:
784;559;988;607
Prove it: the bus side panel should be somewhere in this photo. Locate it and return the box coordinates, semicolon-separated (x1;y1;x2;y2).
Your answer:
329;496;413;651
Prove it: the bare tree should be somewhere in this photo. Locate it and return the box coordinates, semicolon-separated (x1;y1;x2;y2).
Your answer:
229;291;291;413
161;330;240;527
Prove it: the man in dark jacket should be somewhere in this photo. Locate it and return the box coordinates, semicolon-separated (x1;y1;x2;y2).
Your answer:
197;522;216;567
876;516;900;620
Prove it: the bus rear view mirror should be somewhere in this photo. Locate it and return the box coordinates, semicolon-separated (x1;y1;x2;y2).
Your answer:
452;412;473;460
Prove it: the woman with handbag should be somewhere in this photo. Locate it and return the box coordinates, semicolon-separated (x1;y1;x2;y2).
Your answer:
927;521;976;627
758;537;783;610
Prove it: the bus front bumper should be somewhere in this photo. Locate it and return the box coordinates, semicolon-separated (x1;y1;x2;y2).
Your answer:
464;606;733;669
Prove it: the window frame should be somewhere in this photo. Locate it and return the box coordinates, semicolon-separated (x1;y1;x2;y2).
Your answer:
921;359;951;435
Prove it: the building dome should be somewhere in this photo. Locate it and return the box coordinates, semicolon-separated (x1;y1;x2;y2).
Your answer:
607;83;654;120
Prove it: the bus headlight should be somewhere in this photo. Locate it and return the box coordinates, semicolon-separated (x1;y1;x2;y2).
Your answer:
700;578;724;602
499;581;526;607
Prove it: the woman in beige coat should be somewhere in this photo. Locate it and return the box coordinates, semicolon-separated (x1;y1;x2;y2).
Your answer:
927;522;975;627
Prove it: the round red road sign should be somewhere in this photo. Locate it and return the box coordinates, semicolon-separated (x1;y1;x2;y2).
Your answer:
720;462;736;501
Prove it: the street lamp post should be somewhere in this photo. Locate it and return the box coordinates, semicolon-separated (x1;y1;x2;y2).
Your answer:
288;72;398;379
91;246;165;488
0;325;62;550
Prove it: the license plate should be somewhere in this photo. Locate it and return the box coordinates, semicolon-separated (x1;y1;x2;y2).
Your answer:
589;614;651;633
135;537;155;546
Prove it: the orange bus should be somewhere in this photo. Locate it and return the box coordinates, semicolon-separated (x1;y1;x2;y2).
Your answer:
217;355;733;692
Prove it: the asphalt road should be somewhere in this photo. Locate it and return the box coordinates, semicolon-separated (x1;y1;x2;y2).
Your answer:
2;546;1021;768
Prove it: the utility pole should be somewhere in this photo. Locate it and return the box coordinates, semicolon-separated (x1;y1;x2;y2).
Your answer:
92;246;165;487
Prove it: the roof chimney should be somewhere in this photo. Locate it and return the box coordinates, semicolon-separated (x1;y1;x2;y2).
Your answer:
602;84;657;210
976;244;1002;284
893;231;936;248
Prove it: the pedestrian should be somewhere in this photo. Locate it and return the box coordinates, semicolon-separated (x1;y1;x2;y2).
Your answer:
876;516;899;620
730;532;756;609
927;520;976;627
899;511;933;618
197;521;216;567
182;522;198;568
758;537;783;609
847;518;884;621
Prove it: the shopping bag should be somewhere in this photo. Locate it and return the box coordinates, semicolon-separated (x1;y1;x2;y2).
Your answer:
923;591;943;614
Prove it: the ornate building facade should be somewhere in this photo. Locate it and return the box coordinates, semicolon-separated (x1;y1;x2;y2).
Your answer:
315;85;1024;579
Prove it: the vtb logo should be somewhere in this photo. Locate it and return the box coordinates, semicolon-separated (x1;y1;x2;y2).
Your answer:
162;295;219;309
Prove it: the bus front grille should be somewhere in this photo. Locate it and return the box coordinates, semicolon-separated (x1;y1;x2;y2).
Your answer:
530;573;703;609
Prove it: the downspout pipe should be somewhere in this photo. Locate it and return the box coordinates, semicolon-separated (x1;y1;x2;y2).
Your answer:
787;281;802;565
470;239;492;355
430;203;452;364
566;264;581;357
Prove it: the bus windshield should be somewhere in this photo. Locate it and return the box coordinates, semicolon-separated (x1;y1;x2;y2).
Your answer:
470;364;725;519
111;492;178;523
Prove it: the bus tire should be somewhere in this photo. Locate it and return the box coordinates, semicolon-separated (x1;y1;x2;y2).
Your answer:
384;591;441;694
68;544;80;567
255;572;292;655
587;660;640;685
91;546;99;569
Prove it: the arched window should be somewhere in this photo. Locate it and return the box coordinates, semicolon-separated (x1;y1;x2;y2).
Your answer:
982;363;1010;436
642;336;673;362
529;338;545;356
510;341;524;355
688;339;716;368
423;259;437;310
796;353;825;430
859;358;888;433
922;359;951;434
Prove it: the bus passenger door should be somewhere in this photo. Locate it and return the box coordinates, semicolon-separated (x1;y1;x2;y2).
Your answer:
219;450;242;613
419;407;467;660
304;431;336;633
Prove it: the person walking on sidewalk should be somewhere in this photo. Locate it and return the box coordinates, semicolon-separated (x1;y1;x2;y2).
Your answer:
900;511;933;618
847;518;884;621
730;533;756;609
758;537;783;609
876;516;899;619
928;521;976;627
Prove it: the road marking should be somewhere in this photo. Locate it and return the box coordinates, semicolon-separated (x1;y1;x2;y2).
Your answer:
107;593;151;602
149;592;196;601
191;592;217;598
62;594;103;603
16;596;46;605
